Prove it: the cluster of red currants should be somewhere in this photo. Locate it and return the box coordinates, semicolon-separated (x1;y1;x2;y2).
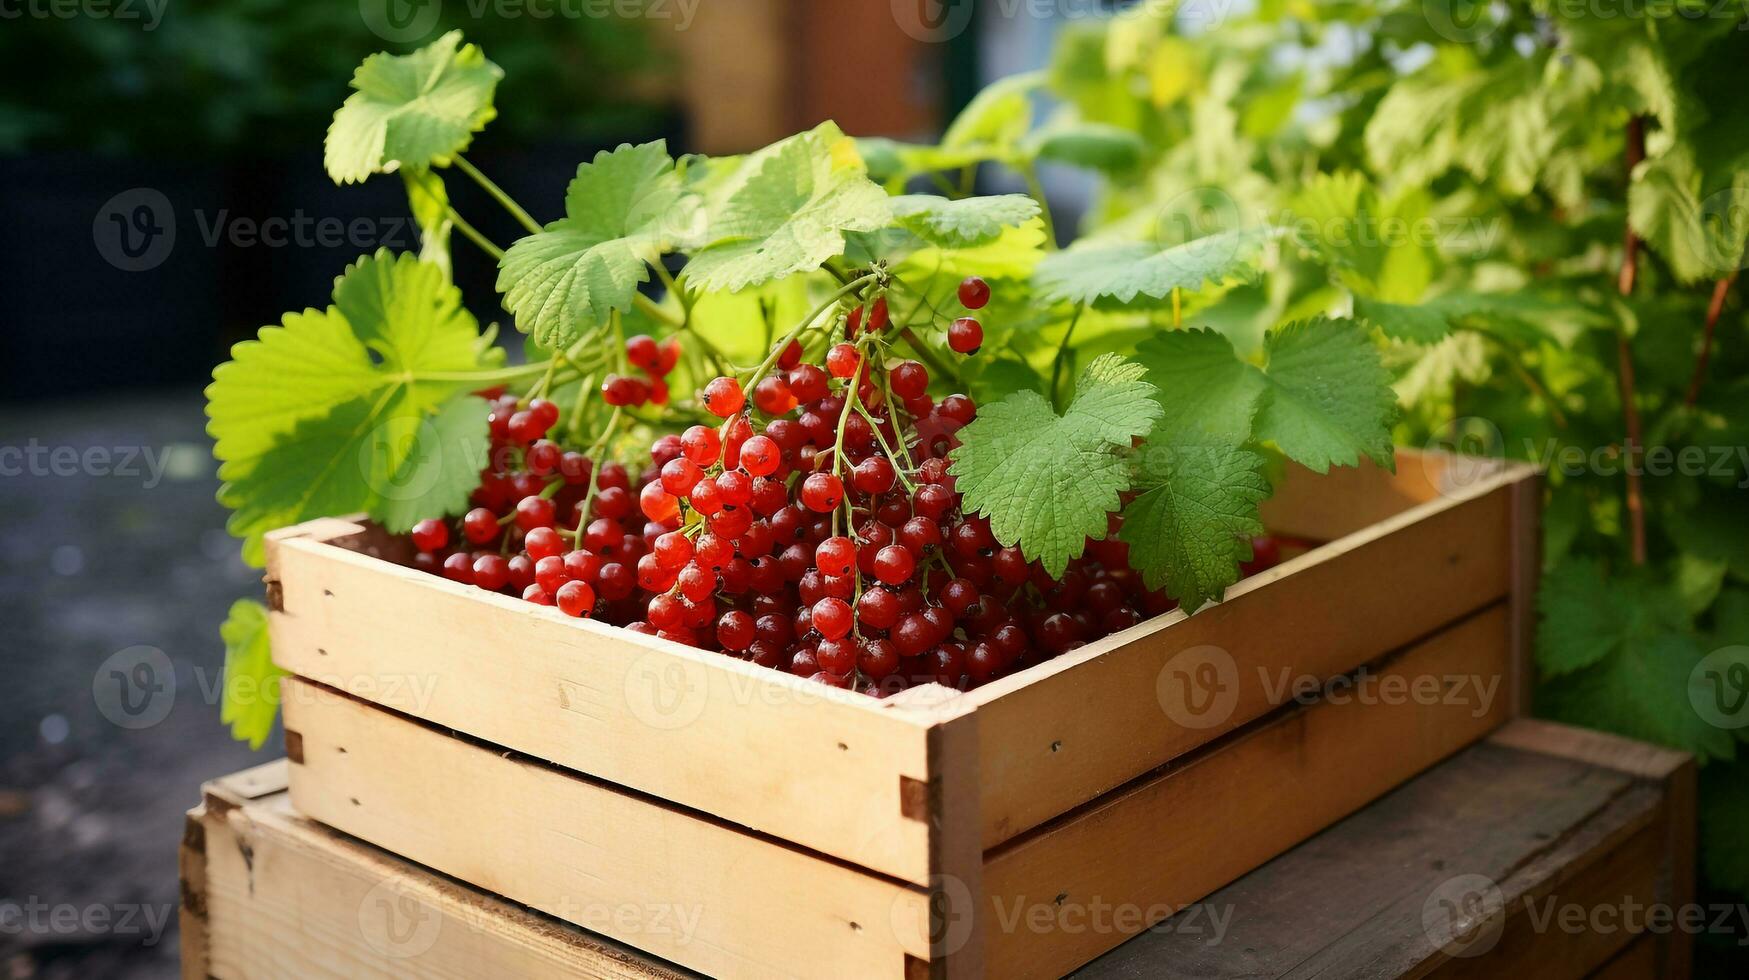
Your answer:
600;334;681;407
405;278;1282;696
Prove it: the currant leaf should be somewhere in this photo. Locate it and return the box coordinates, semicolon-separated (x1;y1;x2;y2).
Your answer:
1033;227;1276;306
949;354;1162;577
1133;328;1268;447
497;141;692;348
325;31;502;185
208;251;499;562
219;599;282;750
1023;120;1146;173
402;167;453;276
889;194;1041;249
685;122;892;293
1251;317;1399;473
1119;441;1270;613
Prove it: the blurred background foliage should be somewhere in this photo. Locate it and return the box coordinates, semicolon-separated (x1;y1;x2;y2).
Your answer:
0;0;673;157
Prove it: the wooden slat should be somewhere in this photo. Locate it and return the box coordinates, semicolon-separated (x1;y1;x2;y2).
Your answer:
266;521;939;886
282;678;933;979
980;603;1515;978
968;464;1534;850
196;772;695;980
1588;934;1659;980
1069;722;1682;980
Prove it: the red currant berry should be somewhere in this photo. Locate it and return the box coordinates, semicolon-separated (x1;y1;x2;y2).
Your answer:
625;334;659;372
754;376;797;415
739;435;781;478
799;472;844;513
463;507;500;545
786;364;829;403
411;519;449;553
778;339;804;370
872;545;916;585
890;361;929;399
948;317;983;355
702;376;745;417
717;610;755;651
472;554;511;592
640;482;679;522
441;552;474;584
534;555;570;594
958;276;990;310
653;530;693;570
555;580;595;618
815;536;855;577
812;598;854;640
525;526;565;561
523;584;554;606
515;495;556;531
851;455;897;495
825;344;861;379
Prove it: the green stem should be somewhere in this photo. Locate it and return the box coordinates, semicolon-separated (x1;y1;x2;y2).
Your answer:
419;361;556;385
1019;162;1058;250
633;292;685;329
445;205;505;260
899;326;959;385
743;274;881;390
1049;305;1086;408
454;155;543;236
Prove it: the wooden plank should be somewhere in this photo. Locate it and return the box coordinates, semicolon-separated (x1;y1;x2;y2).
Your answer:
282;678;933;979
1588;934;1658;980
969;464;1533;850
266;520;939;886
980;602;1515;978
195;775;696;980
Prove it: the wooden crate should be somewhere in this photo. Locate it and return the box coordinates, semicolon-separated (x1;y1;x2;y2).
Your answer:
180;722;1692;980
264;451;1540;977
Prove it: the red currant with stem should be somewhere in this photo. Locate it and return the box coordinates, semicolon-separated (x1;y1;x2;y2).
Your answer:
852;456;897;495
411;519;449;553
959;276;990;310
786;364;828;402
949;317;983;355
825;344;860;379
702;377;745;417
777;339;803;370
811;598;854;640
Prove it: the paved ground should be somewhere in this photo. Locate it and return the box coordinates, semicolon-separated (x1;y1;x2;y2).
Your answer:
0;392;268;979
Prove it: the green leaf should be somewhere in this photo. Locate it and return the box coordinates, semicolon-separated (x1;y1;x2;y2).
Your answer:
1288;171;1433;303
219;599;282;750
1133;328;1267;447
1628;149;1749;284
497;141;690;348
207;252;497;562
685;122;891;293
949;354;1162;576
1034;228;1275;306
889;194;1041;249
370;393;492;532
1251;317;1398;473
941;71;1042;153
1538;624;1734;760
1024;121;1145;173
1537;558;1736;759
325;31;502;185
402;168;452;276
1119;441;1269;613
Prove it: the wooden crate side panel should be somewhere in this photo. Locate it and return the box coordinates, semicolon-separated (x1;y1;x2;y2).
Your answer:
267;528;936;885
199;791;688;980
282;679;932;979
1587;934;1659;980
971;473;1523;849
980;604;1515;979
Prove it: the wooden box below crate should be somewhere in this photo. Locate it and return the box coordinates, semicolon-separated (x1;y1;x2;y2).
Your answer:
181;721;1693;980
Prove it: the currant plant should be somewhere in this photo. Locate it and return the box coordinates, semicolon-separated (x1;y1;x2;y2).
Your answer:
209;30;1397;746
1000;0;1749;920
